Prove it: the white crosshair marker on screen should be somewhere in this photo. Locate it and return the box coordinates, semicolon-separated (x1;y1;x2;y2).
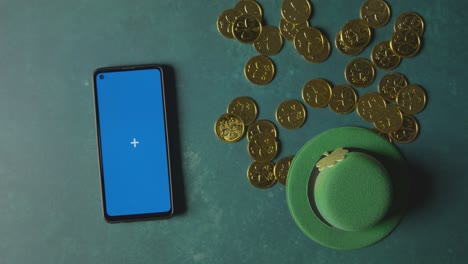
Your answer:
130;138;140;148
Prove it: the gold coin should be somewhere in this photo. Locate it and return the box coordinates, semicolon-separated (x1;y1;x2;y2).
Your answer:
244;55;275;85
234;0;263;21
232;14;262;44
341;19;372;49
396;84;427;114
378;72;408;102
371;128;393;143
274;156;294;185
214;113;245;143
279;19;309;42
360;0;391;29
302;79;332;108
217;9;243;39
294;27;326;58
345;58;376;88
247;161;276;189
335;30;364;56
371;40;401;71
227;96;258;126
247;120;278;141
275;99;307;129
248;133;278;162
281;0;312;24
356;92;387;122
394;12;425;36
373;104;403;133
253;26;284;56
390;29;421;58
390;115;419;144
303;36;331;63
328;85;357;114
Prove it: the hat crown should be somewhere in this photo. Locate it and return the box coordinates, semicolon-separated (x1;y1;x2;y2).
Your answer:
314;151;393;232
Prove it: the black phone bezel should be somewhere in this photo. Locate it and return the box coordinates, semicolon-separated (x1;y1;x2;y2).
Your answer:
92;64;174;222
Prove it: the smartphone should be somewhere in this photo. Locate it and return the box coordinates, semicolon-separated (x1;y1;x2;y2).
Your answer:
93;64;173;222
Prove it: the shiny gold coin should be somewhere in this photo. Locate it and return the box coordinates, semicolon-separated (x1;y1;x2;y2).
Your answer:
378;72;408;102
303;36;331;63
394;12;425;36
302;79;332;108
341;19;372;49
373;104;403;133
253;26;284;56
371;40;401;71
214;113;245;143
396;84;427;115
390;115;419;144
232;14;262;44
328;85;358;114
217;9;243;39
345;58;376;88
244;55;275;85
247;161;276;189
247;120;278;141
371;128;393;143
356;92;387;122
275;99;307;129
281;0;312;24
390;29;421;58
274;156;294;185
234;0;263;21
248;133;278;162
227;96;258;126
294;27;326;58
335;30;364;56
279;19;309;42
360;0;391;29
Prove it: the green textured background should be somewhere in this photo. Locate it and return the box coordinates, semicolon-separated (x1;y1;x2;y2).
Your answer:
0;0;466;263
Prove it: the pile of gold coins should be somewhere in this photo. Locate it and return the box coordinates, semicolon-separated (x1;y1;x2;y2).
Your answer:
374;72;426;143
336;0;391;56
303;5;427;143
372;11;425;70
216;0;331;86
214;96;295;188
215;0;428;189
281;0;331;63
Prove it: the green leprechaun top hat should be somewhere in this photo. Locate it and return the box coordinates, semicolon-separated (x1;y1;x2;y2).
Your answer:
286;127;409;250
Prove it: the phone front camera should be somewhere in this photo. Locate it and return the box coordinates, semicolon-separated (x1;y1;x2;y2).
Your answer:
100;75;104;80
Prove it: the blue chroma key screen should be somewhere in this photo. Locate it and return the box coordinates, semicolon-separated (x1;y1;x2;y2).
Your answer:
95;68;171;217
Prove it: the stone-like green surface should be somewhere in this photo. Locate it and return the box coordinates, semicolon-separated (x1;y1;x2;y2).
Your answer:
0;0;467;263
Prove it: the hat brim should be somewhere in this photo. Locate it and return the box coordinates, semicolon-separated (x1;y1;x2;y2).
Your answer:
286;127;409;250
